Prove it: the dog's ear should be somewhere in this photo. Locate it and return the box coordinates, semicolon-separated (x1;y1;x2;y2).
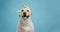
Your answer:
29;11;32;16
31;12;32;15
17;10;21;14
17;9;21;17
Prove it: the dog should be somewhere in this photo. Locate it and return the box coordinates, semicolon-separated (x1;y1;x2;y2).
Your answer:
16;5;34;32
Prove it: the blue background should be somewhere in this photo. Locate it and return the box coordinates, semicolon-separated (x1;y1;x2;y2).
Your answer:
0;0;60;32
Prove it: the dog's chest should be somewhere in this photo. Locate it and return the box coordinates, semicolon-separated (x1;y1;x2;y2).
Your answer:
22;26;30;31
20;21;30;26
20;21;31;31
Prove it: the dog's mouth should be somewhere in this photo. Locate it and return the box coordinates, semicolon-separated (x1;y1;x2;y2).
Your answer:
22;15;29;19
22;12;30;20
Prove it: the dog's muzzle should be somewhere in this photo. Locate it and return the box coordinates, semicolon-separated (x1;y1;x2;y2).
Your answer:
22;12;29;18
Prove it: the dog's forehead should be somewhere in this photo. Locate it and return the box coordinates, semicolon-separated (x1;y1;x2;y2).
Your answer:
22;5;31;11
18;5;31;13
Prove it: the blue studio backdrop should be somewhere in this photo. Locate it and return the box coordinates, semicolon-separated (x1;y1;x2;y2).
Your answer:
0;0;60;32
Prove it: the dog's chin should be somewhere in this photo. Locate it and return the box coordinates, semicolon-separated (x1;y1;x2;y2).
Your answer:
22;15;29;20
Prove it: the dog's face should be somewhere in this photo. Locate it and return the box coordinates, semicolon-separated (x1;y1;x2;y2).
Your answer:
18;5;32;20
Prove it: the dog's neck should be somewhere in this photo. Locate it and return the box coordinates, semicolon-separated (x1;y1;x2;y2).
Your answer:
20;17;31;26
20;17;31;22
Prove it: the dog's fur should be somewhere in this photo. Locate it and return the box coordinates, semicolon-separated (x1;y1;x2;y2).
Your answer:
16;5;34;32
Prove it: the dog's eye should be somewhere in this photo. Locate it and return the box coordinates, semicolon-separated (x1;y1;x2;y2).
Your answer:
27;10;29;12
21;10;24;12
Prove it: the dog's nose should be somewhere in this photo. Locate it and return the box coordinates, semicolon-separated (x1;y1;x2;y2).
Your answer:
23;12;26;17
23;12;26;15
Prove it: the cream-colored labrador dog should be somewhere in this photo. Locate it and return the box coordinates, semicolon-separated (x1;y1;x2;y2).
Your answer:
16;5;34;32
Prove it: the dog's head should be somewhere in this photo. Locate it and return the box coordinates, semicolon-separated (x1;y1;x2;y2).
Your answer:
18;5;32;20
